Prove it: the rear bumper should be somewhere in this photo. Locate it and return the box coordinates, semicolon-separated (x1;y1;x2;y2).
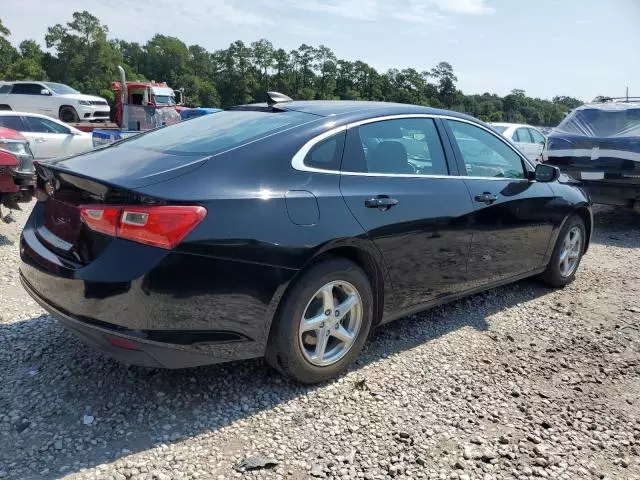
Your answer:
22;273;223;368
19;202;297;368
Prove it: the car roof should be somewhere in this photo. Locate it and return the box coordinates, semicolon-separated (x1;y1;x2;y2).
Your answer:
578;101;640;110
491;122;527;128
238;100;479;122
0;110;50;118
1;80;45;84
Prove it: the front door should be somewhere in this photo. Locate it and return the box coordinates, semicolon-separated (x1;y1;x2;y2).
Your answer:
339;116;475;310
445;119;556;286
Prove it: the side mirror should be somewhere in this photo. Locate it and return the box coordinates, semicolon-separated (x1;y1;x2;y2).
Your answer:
40;89;51;96
534;163;560;182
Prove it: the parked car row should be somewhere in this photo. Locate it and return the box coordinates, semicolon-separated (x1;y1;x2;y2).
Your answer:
18;94;593;383
0;127;35;220
543;97;640;211
0;81;110;122
0;111;94;159
490;122;547;162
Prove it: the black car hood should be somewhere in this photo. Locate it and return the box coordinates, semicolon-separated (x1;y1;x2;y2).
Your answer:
41;143;209;190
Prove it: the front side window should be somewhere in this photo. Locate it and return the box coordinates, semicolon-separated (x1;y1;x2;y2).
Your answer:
342;117;448;175
0;115;26;131
513;128;533;143
447;120;525;179
0;84;12;94
24;116;71;135
42;82;80;95
530;129;546;144
10;83;44;95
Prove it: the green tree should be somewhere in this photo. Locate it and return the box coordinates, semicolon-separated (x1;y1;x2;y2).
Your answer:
4;40;47;80
0;18;18;76
44;11;126;96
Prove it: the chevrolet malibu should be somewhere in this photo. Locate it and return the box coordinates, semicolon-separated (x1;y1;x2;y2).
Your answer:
20;96;592;383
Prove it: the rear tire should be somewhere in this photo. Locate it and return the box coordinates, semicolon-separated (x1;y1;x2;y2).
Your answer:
540;215;586;288
59;106;79;123
0;105;11;111
265;257;374;384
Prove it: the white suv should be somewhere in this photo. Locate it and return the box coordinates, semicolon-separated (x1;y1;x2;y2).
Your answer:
0;81;110;123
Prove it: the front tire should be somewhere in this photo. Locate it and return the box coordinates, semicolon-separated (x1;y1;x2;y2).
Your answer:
541;215;586;288
265;257;374;384
59;106;79;123
0;105;11;111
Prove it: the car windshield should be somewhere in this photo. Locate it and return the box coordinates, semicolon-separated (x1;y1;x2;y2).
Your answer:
43;82;80;95
556;107;640;137
154;95;175;105
491;125;508;134
119;109;319;155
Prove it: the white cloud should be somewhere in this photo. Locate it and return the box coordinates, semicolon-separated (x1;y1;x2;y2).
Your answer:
282;0;380;21
428;0;494;15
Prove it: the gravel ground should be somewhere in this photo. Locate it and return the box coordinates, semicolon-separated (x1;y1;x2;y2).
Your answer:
1;202;639;480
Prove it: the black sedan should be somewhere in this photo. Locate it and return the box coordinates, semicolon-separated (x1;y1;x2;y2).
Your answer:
20;96;592;383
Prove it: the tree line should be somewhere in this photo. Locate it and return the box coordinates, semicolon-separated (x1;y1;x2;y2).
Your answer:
0;11;584;126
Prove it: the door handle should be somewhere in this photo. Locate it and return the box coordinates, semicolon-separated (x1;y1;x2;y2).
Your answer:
474;192;498;204
35;138;48;143
365;195;399;210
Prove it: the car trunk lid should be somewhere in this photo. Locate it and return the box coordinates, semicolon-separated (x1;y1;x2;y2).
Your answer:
34;163;131;264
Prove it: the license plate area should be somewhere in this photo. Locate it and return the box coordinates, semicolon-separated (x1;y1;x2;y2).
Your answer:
43;198;83;245
581;171;605;180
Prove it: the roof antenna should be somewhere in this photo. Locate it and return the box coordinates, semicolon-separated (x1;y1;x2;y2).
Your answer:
266;91;293;107
627;85;629;103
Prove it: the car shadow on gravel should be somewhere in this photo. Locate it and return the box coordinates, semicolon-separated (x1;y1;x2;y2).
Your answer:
0;279;553;479
590;206;640;248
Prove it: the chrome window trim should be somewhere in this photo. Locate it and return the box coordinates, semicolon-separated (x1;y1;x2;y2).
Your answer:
291;113;534;178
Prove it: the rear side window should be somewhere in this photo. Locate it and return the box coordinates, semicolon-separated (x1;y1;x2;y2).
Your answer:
0;84;12;94
342;118;448;175
304;132;346;170
0;115;25;131
557;107;640;138
123;110;317;155
10;83;43;95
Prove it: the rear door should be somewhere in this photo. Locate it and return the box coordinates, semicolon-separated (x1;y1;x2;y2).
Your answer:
7;83;47;114
339;116;475;310
22;115;75;159
444;119;556;285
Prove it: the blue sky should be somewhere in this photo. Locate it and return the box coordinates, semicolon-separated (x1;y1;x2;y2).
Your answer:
2;0;639;100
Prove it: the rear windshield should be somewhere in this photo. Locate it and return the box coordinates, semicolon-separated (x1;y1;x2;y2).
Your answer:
556;107;640;138
491;125;508;134
121;110;317;155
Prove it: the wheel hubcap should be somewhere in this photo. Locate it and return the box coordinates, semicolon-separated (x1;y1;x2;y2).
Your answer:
559;226;582;277
298;281;363;367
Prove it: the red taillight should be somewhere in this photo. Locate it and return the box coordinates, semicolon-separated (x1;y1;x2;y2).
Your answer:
79;205;206;250
79;206;120;236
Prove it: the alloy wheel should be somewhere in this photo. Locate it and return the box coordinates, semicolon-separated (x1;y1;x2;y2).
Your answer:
559;226;582;277
298;281;363;367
